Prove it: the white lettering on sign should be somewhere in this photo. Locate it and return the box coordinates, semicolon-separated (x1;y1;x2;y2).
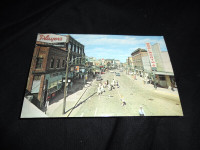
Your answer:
37;34;66;43
146;43;157;68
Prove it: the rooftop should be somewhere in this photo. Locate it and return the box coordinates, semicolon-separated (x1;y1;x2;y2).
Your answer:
131;48;147;56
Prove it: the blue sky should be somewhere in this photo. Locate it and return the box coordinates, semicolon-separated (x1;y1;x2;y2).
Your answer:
61;34;168;63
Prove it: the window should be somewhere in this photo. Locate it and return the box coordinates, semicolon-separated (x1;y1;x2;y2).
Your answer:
77;47;79;54
74;45;76;52
56;59;60;68
159;75;166;81
68;43;72;50
62;60;65;67
36;58;43;68
80;48;82;54
50;58;54;68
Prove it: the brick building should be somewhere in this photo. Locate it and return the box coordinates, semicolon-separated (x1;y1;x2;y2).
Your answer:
131;48;148;76
26;34;85;108
26;43;68;106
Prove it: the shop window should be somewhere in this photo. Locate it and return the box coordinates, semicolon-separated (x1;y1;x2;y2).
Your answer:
159;75;166;80
50;58;54;68
35;58;43;68
56;59;60;68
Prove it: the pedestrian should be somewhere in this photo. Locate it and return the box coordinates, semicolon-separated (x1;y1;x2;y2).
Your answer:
116;80;120;88
120;96;126;106
112;79;115;86
101;84;105;93
112;79;115;89
154;78;158;89
97;86;101;95
108;84;111;91
99;82;102;87
139;106;145;116
104;82;107;88
107;80;109;85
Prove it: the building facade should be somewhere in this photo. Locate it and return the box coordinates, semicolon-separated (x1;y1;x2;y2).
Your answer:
150;43;175;88
26;43;67;107
26;34;85;108
131;48;148;75
65;35;85;79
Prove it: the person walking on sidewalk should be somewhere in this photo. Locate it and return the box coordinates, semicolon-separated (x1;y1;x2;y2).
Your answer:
120;96;126;106
112;79;115;89
101;84;105;93
107;80;109;85
108;84;111;91
139;106;145;116
116;80;120;88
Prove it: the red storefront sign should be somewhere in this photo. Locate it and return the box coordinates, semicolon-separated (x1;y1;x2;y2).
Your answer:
37;34;66;43
146;43;157;68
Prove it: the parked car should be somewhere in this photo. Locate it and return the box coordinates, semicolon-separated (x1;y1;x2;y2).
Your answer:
115;72;120;76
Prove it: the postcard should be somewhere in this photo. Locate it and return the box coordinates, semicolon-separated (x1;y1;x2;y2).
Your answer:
20;33;183;118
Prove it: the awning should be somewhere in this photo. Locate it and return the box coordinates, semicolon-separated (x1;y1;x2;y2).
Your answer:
155;71;174;76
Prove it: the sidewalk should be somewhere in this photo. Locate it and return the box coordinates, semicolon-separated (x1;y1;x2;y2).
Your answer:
46;75;95;117
125;73;179;96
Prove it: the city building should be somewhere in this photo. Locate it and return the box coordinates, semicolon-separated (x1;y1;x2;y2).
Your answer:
26;42;68;107
65;35;86;79
150;43;175;88
104;59;115;68
131;48;148;76
114;60;121;68
26;34;85;108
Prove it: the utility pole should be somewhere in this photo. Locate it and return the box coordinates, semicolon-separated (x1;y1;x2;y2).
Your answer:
63;48;71;114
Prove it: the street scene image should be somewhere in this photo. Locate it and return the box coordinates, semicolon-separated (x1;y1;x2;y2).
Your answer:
21;34;183;118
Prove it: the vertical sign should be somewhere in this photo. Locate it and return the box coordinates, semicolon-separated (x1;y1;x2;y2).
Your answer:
146;43;157;70
75;66;79;72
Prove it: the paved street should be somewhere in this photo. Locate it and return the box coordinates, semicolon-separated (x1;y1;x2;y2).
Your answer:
46;70;183;117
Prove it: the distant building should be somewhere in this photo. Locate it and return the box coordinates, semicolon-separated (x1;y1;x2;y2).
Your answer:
105;59;115;68
114;60;121;68
131;48;148;76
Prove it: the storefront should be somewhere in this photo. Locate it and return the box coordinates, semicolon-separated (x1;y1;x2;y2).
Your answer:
155;72;174;88
45;71;65;99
